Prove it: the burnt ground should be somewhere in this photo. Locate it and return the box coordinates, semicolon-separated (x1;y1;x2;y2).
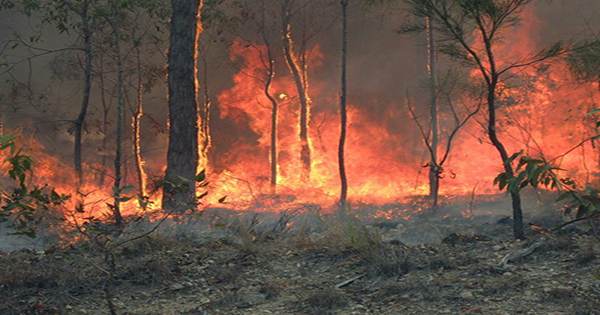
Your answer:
1;194;600;315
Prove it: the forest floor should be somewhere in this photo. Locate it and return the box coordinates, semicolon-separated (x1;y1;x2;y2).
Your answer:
1;195;600;314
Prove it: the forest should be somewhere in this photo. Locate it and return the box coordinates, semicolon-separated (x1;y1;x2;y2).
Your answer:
0;0;599;314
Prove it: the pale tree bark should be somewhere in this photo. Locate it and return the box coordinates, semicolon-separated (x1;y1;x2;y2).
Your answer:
281;0;311;179
73;0;93;192
425;16;440;208
132;43;148;206
163;0;204;212
338;0;349;209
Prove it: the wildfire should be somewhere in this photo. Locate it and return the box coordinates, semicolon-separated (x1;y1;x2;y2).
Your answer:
2;7;598;220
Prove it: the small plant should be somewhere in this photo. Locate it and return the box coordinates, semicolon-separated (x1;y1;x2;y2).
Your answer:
494;151;600;230
0;135;70;237
73;169;211;315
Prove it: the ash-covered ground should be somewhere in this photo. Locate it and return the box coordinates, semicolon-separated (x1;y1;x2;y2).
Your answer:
0;191;599;314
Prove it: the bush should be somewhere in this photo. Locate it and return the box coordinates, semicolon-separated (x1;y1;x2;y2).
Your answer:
0;135;69;238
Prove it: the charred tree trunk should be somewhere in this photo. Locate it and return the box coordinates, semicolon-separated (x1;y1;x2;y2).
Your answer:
109;6;124;227
163;0;203;212
480;32;524;239
132;45;148;206
338;0;349;209
73;0;93;191
98;53;110;187
425;16;440;208
487;79;524;239
281;0;311;179
199;56;212;172
263;37;278;192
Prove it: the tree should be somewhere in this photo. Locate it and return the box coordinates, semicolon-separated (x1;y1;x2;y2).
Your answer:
131;32;148;207
163;0;204;212
281;0;312;179
127;4;167;208
257;1;280;192
568;39;600;184
197;0;231;172
407;0;563;239
406;72;481;208
231;0;282;192
96;50;113;187
425;15;440;207
5;0;98;196
339;0;349;209
103;0;125;226
62;0;95;193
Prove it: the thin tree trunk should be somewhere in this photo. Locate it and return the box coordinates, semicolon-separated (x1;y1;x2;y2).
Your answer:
73;0;93;191
98;53;110;187
263;37;278;192
487;80;524;239
338;0;349;209
132;45;148;205
163;0;203;212
281;0;311;179
199;55;212;172
425;16;440;207
110;8;124;227
480;31;525;239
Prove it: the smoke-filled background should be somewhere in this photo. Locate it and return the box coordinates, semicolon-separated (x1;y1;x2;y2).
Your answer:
1;0;600;209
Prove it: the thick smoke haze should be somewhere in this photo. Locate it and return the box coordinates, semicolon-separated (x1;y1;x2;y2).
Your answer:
1;0;600;204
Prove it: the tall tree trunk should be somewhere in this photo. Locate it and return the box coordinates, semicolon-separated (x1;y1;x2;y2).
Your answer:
338;0;349;209
163;0;203;212
132;45;148;206
199;55;212;172
262;37;278;193
98;53;110;187
73;0;93;191
425;16;440;208
110;9;124;227
281;0;311;179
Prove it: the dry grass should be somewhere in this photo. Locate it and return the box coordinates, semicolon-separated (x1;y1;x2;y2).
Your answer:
305;288;348;314
315;215;412;278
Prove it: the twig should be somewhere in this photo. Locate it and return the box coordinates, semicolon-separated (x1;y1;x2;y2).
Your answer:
499;238;545;268
551;213;600;232
111;209;175;249
549;135;600;163
335;273;365;289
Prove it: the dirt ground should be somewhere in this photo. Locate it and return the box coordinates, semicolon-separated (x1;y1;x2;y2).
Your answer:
1;195;599;314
